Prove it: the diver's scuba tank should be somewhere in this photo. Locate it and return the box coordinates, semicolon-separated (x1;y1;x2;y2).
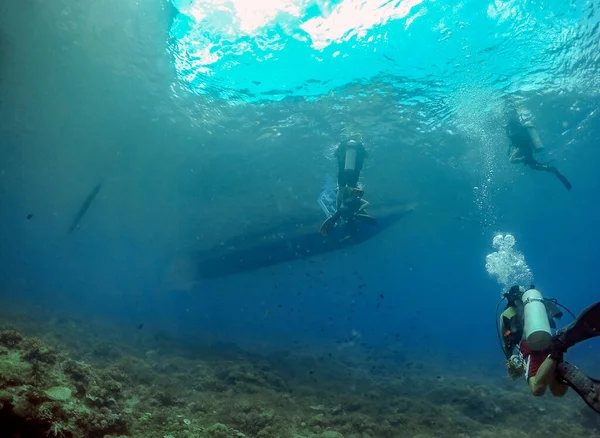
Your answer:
344;140;358;171
496;285;575;359
522;288;552;351
514;106;544;151
525;125;544;151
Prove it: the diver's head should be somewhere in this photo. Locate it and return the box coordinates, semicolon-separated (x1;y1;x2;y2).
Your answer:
340;186;364;201
352;187;364;198
504;285;524;306
342;133;364;148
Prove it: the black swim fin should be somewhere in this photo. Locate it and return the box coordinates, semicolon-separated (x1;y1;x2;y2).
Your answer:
556;362;600;414
320;213;339;236
552;301;600;352
550;167;572;191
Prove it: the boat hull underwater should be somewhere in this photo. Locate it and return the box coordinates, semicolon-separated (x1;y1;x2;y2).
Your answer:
167;203;414;284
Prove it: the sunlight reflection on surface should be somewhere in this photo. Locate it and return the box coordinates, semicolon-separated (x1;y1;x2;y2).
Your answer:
169;0;425;98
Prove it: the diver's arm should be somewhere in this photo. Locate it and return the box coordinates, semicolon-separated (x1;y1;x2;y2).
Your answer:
502;344;514;360
509;149;525;163
500;317;514;359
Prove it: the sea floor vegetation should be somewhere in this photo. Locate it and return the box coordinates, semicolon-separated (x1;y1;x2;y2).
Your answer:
1;307;598;438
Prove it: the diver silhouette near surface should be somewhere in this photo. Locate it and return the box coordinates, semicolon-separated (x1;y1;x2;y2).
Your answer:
499;285;600;413
506;115;572;191
320;136;376;237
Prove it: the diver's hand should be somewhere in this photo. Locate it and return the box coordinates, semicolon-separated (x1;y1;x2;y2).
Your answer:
506;354;525;380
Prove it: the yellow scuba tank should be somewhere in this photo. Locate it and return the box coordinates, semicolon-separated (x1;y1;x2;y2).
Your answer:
522;288;552;351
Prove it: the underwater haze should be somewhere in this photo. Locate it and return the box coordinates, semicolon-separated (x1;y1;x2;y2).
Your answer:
1;0;600;437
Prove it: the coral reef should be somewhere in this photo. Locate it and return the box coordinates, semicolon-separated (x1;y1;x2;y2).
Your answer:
0;329;131;437
1;312;599;438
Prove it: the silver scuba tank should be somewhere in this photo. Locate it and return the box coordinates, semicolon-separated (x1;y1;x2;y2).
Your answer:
522;288;552;351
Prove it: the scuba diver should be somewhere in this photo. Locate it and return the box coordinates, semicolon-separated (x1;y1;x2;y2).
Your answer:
498;285;600;413
320;136;375;236
506;111;572;191
335;137;367;188
320;185;376;237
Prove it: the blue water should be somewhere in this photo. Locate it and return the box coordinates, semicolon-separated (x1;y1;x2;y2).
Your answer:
1;0;600;384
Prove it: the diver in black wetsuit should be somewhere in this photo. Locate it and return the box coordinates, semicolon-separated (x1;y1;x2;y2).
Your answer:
320;137;375;236
335;138;368;188
506;116;572;191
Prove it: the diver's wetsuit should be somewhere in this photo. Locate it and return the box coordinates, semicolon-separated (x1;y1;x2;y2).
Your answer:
507;119;572;191
335;142;367;188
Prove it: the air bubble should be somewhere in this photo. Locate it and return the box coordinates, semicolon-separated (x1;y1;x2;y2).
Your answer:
486;233;533;294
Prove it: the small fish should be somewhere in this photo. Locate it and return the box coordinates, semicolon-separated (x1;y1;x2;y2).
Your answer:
26;213;33;220
137;324;144;330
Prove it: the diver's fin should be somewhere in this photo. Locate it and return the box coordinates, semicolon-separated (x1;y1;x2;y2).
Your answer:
552;301;600;352
550;167;572;191
320;214;339;236
557;362;600;414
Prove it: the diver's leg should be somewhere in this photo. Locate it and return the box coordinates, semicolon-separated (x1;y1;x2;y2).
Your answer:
527;160;551;172
549;377;569;397
347;174;359;189
336;188;344;210
528;354;559;396
528;162;573;191
337;167;351;191
509;149;525;163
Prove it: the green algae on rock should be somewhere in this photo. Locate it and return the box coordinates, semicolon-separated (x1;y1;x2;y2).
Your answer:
44;386;72;402
0;329;132;437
